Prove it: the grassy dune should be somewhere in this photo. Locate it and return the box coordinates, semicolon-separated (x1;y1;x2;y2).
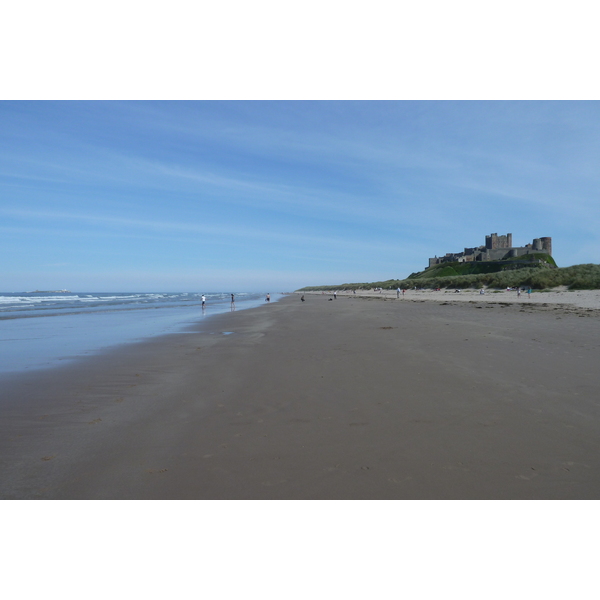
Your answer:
298;263;600;292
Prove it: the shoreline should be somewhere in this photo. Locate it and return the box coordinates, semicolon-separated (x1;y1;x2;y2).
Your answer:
2;293;599;499
0;293;283;378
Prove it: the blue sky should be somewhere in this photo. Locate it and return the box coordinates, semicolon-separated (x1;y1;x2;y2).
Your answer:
1;101;599;292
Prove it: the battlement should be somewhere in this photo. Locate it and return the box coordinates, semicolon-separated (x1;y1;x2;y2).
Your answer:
428;233;552;269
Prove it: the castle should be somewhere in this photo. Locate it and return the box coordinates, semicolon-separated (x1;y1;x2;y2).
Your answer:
428;233;552;269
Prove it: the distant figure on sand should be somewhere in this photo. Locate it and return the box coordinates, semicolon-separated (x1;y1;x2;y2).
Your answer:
517;288;521;298
480;288;485;295
397;288;401;298
201;294;206;309
230;293;235;311
527;288;532;298
301;295;305;302
333;291;337;300
266;293;270;302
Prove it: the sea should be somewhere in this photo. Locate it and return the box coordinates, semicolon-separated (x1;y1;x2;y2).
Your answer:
0;291;282;376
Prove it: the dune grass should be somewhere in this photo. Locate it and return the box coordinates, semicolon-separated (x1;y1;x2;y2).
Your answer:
298;263;600;292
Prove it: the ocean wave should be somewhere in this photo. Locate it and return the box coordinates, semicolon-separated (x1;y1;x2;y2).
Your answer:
0;291;270;318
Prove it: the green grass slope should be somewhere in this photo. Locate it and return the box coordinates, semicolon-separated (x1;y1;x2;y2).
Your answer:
415;253;557;279
298;263;600;292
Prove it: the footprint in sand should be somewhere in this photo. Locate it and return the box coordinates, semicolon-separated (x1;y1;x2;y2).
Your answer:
516;468;538;480
88;418;102;425
41;455;55;461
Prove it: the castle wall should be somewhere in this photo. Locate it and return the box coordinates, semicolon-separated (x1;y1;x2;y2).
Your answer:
427;233;552;269
483;248;511;261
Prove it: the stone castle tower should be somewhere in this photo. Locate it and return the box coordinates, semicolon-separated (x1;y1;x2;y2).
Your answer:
486;233;512;250
533;237;552;255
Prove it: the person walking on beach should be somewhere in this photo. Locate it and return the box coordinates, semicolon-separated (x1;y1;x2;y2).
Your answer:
527;288;532;299
333;291;337;300
266;293;270;302
517;288;521;298
230;293;235;311
397;287;401;298
201;294;206;309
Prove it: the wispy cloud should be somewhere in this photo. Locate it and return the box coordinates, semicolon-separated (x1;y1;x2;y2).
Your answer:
0;207;404;254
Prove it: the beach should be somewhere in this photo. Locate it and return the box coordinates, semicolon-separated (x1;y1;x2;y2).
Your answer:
1;291;599;499
308;286;600;310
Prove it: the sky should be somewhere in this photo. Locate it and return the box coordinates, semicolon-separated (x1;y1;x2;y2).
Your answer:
1;100;599;292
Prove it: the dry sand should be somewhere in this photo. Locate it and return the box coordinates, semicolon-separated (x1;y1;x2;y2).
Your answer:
319;286;600;310
1;292;599;499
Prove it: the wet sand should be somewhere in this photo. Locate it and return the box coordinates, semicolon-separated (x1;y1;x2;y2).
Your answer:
1;293;599;499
